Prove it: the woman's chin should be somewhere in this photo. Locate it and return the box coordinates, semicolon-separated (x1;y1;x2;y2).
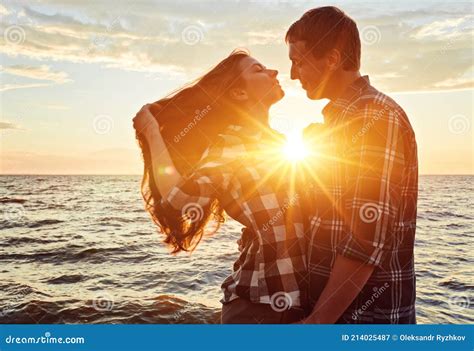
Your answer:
261;88;285;107
273;88;285;102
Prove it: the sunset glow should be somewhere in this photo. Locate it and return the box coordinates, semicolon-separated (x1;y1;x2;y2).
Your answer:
283;135;309;162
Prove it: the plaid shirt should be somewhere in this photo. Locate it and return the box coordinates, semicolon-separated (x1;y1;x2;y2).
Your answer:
160;125;309;308
304;76;418;323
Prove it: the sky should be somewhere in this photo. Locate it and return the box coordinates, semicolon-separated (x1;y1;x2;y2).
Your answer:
0;0;472;175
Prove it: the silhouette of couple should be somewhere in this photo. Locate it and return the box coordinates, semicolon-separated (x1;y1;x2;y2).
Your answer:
133;6;418;324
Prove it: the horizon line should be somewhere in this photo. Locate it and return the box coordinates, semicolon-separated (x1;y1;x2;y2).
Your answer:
0;173;473;176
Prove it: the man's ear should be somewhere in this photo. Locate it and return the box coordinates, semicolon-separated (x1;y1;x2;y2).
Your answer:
326;48;341;72
228;88;248;101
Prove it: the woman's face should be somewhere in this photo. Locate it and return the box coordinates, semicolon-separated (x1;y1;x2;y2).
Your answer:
235;56;284;107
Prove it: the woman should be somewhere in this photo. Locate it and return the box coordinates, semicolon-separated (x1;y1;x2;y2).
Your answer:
133;50;309;323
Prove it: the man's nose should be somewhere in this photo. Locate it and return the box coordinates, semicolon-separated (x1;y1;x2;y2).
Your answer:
290;64;298;80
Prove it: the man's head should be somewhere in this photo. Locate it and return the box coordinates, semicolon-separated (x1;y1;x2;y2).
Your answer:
286;6;361;100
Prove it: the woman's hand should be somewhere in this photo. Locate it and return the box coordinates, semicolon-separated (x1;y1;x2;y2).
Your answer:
133;104;159;135
237;238;243;252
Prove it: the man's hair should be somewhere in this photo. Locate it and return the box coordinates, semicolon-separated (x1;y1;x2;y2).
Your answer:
286;6;361;71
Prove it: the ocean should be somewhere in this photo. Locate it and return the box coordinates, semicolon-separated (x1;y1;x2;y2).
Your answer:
0;175;472;324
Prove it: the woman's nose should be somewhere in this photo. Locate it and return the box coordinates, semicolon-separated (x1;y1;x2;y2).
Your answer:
268;69;278;77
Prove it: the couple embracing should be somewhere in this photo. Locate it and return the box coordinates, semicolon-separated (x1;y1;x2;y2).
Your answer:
133;6;418;324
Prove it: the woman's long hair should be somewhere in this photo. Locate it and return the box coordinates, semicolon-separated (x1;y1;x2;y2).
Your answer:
136;49;250;253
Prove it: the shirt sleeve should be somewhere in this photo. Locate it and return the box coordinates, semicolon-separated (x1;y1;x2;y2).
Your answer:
337;103;406;266
159;136;242;217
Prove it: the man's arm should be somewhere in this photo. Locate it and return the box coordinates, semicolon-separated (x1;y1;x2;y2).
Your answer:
301;255;374;323
301;104;404;323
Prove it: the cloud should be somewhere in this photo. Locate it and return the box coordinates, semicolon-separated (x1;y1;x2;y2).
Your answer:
0;64;71;91
410;15;473;40
0;121;23;130
0;1;472;93
0;3;9;16
0;82;52;92
1;64;71;83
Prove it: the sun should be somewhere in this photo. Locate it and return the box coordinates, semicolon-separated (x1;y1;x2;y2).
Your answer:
282;135;309;162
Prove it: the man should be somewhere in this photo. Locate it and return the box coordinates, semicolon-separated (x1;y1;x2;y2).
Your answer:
286;6;418;323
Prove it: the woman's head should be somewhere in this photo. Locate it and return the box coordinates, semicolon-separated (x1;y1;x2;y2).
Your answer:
137;49;283;253
227;55;284;110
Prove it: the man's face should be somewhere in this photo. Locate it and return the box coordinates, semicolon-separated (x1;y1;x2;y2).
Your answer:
288;40;330;100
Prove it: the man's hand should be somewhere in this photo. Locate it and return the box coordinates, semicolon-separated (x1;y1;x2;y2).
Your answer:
304;254;374;324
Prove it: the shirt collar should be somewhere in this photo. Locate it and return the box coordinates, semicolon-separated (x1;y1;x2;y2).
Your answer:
322;75;371;124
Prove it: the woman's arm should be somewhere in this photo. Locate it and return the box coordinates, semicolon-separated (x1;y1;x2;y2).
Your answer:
133;104;184;197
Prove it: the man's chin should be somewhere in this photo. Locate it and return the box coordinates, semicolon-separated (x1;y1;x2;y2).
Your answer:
306;87;323;100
